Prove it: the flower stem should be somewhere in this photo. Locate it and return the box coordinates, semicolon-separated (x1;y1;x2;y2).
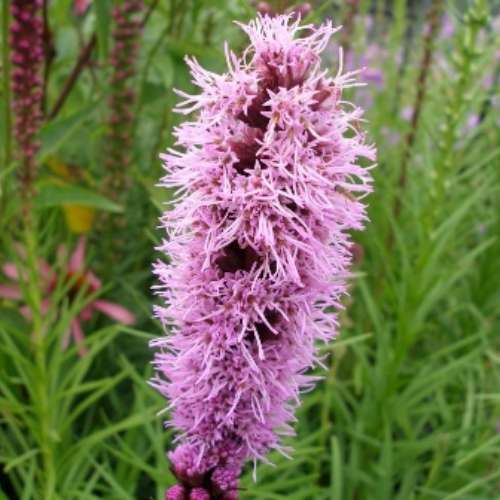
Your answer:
48;34;96;120
23;222;56;498
394;0;444;219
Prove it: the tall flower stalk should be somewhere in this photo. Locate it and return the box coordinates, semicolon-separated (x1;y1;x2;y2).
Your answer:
105;0;143;197
394;0;443;218
152;15;375;499
9;0;44;210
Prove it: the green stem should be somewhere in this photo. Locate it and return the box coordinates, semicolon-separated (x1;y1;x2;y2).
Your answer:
23;222;56;498
2;0;12;167
394;0;443;219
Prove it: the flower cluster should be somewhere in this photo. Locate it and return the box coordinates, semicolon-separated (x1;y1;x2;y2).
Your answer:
152;14;375;499
9;0;44;198
105;0;143;195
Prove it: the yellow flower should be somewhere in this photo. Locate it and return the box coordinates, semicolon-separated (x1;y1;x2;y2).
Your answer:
62;204;96;234
46;157;96;234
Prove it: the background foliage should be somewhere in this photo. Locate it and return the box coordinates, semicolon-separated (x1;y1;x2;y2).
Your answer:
0;0;499;499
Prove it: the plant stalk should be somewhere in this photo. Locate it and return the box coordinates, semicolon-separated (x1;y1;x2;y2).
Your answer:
394;0;444;219
23;222;57;498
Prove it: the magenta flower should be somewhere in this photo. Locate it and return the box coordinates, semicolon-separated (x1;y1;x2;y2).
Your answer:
0;238;135;356
152;14;375;498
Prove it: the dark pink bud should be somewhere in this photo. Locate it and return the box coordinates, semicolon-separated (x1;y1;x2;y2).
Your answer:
165;484;186;500
350;242;364;264
189;488;210;500
256;2;273;16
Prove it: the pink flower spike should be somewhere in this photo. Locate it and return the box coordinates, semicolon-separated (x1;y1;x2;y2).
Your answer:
10;0;43;197
93;300;135;325
152;13;375;496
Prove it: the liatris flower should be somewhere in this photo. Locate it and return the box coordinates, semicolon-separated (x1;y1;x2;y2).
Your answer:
9;0;44;203
105;0;143;196
152;14;375;498
0;238;135;356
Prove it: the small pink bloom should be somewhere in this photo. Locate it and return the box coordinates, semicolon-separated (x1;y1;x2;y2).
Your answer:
165;485;186;500
189;489;210;500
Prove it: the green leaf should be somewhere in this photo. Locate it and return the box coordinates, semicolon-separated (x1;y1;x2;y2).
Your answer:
38;105;96;161
166;37;221;61
35;183;123;213
331;437;343;500
4;449;40;473
95;0;111;61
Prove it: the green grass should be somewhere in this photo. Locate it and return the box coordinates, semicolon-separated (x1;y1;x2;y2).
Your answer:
1;0;499;498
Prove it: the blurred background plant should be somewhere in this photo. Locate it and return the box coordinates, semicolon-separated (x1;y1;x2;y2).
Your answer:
0;0;499;499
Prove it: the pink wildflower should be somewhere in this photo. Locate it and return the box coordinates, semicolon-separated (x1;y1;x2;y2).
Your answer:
0;238;135;356
152;14;375;497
